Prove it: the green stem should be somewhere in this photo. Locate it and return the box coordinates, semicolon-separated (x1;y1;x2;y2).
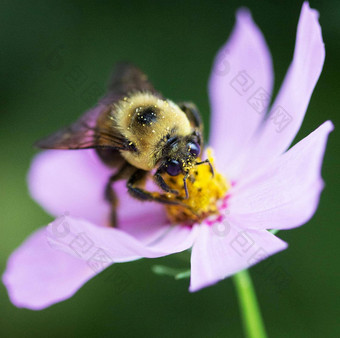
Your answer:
233;270;267;338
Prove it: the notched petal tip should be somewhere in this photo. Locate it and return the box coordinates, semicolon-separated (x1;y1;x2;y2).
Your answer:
302;2;320;20
299;1;324;51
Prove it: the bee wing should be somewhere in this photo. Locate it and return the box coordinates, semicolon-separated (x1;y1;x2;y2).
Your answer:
36;63;157;151
100;62;161;105
35;105;133;150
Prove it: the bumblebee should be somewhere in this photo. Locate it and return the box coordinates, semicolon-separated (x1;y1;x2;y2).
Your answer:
36;63;212;224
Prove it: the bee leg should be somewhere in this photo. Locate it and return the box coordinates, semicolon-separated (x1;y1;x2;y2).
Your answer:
127;169;183;205
196;158;214;177
105;163;130;202
105;162;132;226
153;169;179;195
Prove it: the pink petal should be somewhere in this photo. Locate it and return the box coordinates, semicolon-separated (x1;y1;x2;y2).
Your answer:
4;216;195;309
147;224;198;254
228;121;333;230
28;149;112;225
240;2;325;175
2;228;97;310
28;149;169;243
189;223;287;292
115;180;170;244
208;8;273;179
46;216;194;262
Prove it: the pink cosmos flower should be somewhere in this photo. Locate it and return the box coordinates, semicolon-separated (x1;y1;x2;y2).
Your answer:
3;2;333;310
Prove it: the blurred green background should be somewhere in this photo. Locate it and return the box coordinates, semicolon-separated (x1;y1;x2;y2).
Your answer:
1;0;339;337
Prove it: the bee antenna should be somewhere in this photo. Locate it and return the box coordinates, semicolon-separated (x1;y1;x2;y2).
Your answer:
183;172;190;200
195;159;214;177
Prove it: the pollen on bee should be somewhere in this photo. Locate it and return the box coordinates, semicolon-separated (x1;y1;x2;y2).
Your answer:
163;148;229;224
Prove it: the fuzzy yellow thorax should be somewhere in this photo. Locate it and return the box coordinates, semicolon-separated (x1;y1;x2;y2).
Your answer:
164;148;229;224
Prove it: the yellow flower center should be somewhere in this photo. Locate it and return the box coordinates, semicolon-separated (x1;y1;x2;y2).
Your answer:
163;148;229;224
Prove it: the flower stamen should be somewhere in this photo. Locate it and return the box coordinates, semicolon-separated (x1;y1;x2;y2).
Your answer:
164;148;229;224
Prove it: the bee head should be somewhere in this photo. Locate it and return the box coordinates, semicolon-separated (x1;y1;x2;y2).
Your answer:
160;135;201;176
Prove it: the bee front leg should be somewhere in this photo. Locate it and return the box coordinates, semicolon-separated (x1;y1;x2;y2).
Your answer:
153;169;179;195
127;169;182;205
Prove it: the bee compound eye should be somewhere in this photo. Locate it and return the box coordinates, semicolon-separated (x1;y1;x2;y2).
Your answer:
166;160;182;176
188;142;200;157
